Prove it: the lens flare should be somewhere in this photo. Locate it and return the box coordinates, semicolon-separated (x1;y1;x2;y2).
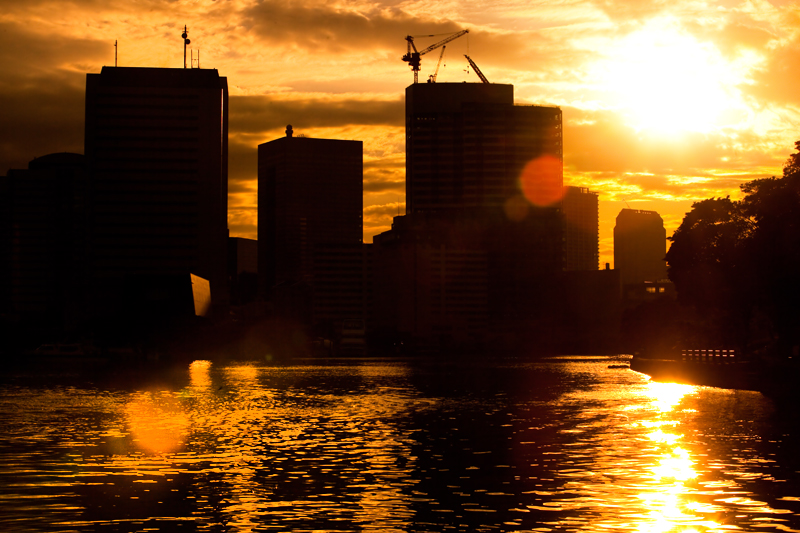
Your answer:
125;393;189;454
519;155;564;207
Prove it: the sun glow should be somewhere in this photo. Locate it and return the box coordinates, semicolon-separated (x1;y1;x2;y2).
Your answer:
593;18;745;135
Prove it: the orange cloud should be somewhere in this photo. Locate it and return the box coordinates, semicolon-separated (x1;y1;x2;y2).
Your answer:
2;0;800;270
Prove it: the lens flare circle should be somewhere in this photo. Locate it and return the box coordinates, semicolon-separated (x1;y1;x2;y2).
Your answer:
519;155;564;207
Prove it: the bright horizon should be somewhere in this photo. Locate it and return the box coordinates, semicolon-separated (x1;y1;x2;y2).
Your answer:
3;0;799;268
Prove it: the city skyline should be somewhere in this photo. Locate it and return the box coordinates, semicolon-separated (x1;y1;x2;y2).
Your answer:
2;0;799;267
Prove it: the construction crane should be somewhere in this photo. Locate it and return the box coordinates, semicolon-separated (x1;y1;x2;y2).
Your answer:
464;55;489;83
403;29;468;84
427;46;446;83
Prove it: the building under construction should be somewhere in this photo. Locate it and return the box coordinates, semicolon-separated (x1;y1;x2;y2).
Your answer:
405;82;563;214
368;81;581;354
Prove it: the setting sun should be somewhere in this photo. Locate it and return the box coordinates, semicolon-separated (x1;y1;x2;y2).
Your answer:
592;18;747;135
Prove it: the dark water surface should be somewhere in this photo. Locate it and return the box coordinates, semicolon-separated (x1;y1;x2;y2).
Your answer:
1;355;799;532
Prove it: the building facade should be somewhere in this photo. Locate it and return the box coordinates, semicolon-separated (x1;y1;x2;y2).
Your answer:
371;208;564;354
405;83;563;214
614;208;668;286
562;186;599;271
84;67;229;320
228;237;258;306
1;153;87;340
258;128;364;331
366;82;569;353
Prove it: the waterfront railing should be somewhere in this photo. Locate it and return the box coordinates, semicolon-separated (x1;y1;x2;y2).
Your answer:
681;348;737;363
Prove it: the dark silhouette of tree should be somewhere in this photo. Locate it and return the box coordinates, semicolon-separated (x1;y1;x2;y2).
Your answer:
739;142;800;355
665;197;753;350
666;141;800;357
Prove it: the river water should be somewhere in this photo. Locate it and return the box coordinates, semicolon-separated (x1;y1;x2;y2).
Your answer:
1;355;799;532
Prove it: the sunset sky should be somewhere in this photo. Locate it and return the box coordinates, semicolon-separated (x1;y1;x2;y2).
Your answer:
3;0;799;267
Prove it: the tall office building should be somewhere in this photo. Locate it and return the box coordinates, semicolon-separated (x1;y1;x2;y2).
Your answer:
405;83;562;213
258;128;364;328
228;237;258;306
84;67;229;318
1;153;87;338
562;186;599;271
614;208;668;286
367;82;566;353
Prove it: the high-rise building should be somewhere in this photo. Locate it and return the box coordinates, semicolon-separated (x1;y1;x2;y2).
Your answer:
258;127;364;329
562;186;599;271
84;67;229;318
405;83;562;213
371;207;564;353
1;153;87;339
368;82;566;353
614;209;668;286
228;237;258;306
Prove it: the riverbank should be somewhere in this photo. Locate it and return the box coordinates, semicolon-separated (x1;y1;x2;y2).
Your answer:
630;355;800;402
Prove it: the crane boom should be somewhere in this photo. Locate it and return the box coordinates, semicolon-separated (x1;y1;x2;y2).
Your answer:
402;29;468;83
464;55;489;83
417;29;468;56
427;46;446;83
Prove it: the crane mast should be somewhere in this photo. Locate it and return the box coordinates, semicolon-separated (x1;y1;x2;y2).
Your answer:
402;29;468;84
427;46;446;83
464;55;489;83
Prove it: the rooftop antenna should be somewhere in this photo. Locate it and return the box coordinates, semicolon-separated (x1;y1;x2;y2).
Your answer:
181;25;191;69
114;40;117;67
190;49;201;68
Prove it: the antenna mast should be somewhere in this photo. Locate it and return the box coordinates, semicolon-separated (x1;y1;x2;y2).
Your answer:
114;40;117;67
181;25;191;69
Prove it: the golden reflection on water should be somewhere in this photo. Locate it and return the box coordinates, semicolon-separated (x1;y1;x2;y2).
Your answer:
647;382;695;412
636;380;714;533
189;359;213;391
125;360;214;455
4;359;800;531
124;392;188;454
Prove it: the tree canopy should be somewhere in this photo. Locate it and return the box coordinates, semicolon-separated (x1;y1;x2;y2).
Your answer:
665;141;800;356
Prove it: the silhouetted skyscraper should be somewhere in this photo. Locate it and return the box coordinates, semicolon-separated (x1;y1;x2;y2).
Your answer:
228;237;258;306
369;82;565;353
258;128;364;328
405;83;562;213
84;67;229;319
1;153;87;339
563;186;599;271
614;209;667;286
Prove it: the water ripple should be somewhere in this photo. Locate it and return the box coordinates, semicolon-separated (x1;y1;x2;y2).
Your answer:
1;357;799;531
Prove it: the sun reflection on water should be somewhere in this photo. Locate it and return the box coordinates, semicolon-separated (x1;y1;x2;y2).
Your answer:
646;382;695;412
3;359;799;531
634;380;716;532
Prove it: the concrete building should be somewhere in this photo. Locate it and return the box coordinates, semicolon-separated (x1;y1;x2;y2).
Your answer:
371;208;564;354
258;128;364;332
562;186;599;271
405;83;562;213
366;82;568;353
371;213;489;353
614;208;668;286
228;237;258;306
84;67;229;321
1;153;87;340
